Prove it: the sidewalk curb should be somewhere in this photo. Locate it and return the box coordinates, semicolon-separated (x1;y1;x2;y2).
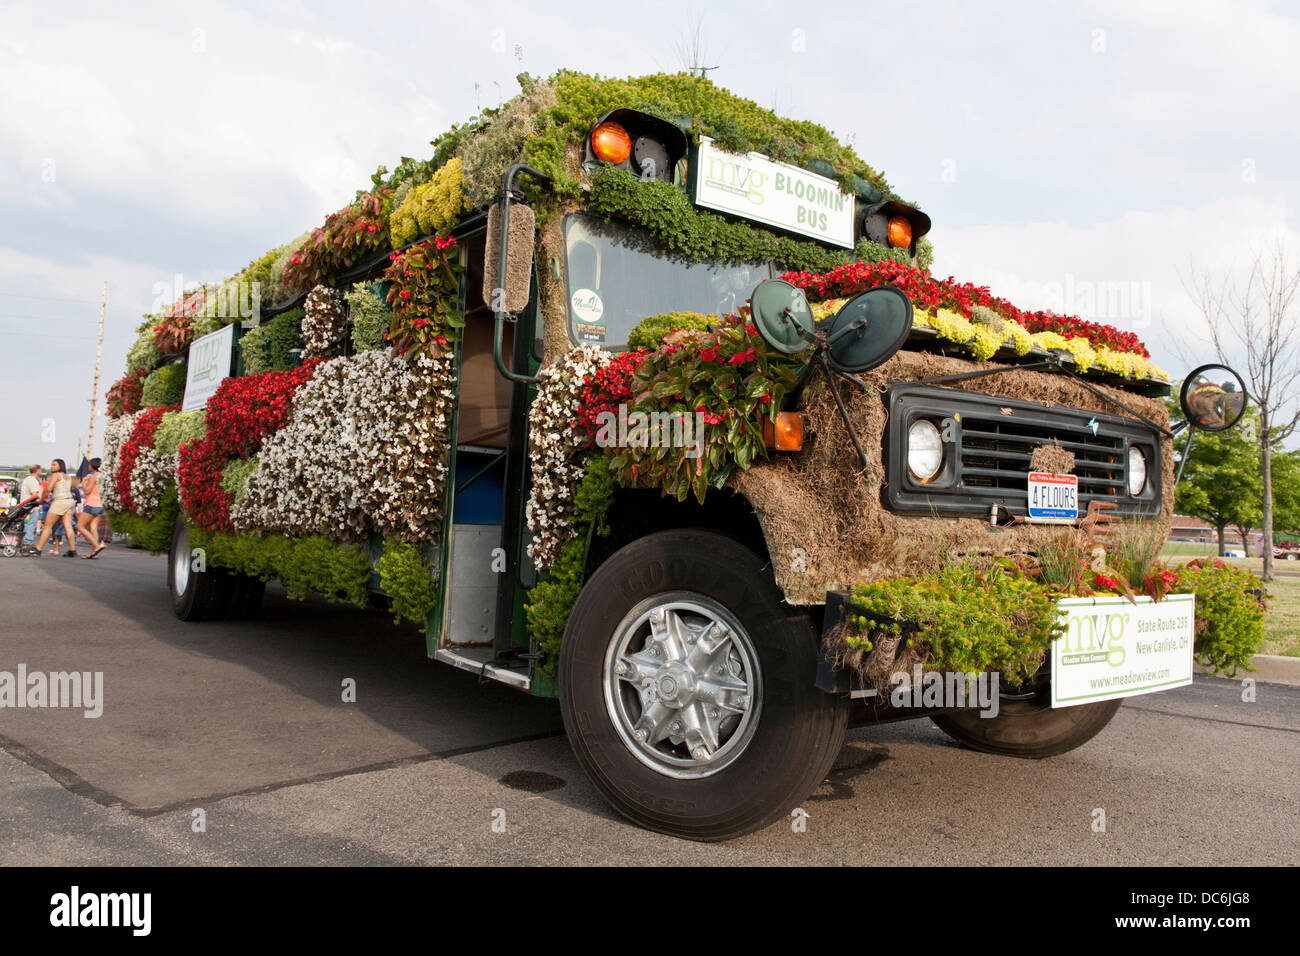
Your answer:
1197;654;1300;686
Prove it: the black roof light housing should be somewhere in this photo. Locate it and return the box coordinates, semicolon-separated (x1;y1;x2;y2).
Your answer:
859;200;932;258
583;108;688;183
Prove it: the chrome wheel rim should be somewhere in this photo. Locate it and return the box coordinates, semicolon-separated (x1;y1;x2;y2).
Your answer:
172;524;190;595
603;592;762;779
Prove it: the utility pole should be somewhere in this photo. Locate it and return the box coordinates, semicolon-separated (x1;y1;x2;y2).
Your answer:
87;280;106;457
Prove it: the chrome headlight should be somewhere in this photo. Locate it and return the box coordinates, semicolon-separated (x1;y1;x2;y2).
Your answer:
907;419;943;483
1127;446;1147;496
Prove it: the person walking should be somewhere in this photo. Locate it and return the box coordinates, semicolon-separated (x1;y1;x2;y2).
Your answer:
76;458;107;558
19;465;42;554
32;459;78;558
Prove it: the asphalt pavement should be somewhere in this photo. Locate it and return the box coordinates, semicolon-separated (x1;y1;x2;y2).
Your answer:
1;545;1296;865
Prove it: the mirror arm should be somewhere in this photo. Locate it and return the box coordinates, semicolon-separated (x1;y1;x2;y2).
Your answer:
1174;426;1197;489
493;164;553;385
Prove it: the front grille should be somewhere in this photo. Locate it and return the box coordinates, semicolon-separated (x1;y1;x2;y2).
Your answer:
959;414;1125;498
884;384;1162;518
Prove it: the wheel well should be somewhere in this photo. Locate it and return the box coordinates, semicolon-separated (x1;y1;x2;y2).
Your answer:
588;488;772;573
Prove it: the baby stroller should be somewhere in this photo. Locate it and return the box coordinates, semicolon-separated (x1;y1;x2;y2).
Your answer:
1;497;40;557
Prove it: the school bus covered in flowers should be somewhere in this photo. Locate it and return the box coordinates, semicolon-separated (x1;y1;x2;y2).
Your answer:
101;71;1260;841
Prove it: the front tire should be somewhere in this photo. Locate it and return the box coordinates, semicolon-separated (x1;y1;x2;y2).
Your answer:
558;529;848;841
930;691;1122;759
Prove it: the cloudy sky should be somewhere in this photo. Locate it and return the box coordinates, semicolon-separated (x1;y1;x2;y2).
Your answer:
1;0;1297;465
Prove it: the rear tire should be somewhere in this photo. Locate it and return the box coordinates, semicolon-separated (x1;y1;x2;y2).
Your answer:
558;529;849;841
168;519;231;621
931;694;1122;758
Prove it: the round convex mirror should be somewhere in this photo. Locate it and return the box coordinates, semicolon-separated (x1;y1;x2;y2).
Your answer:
1179;364;1248;432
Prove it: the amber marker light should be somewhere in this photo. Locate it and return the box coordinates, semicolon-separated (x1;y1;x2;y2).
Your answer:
763;412;804;451
590;122;632;165
887;216;912;249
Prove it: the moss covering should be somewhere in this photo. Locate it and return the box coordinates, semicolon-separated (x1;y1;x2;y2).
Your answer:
344;282;391;352
153;409;206;456
240;309;304;374
140;363;187;408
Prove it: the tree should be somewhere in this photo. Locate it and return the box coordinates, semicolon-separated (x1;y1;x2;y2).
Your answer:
1172;402;1261;556
1184;238;1300;580
1271;448;1300;537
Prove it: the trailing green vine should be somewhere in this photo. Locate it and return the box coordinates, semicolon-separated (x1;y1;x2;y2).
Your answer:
190;526;370;606
525;456;618;675
109;483;180;552
377;540;440;630
843;565;1065;684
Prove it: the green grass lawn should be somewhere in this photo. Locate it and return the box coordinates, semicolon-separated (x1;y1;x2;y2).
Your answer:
1259;576;1300;658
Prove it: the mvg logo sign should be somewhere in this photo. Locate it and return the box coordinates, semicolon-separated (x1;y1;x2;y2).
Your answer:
1060;609;1129;667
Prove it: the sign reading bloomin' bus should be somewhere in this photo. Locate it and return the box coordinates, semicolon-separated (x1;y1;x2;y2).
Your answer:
692;136;855;248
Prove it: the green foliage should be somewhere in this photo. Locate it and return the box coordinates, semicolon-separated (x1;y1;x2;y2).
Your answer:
525;457;618;674
626;311;716;350
457;78;559;207
240;309;304;374
109;483;180;552
916;235;935;272
609;323;800;504
220;456;259;507
1108;521;1168;589
853;236;910;268
126;323;162;374
1272;449;1300;537
140;363;187;408
263;232;313;309
589;166;858;273
1173;401;1262;549
190;526;370;605
377;540;440;630
845;565;1065;682
1175;562;1266;675
523;71;893;200
153;409;206;456
390;157;470;246
344;282;392;353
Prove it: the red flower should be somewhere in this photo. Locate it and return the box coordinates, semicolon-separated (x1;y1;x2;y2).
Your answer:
760;394;771;404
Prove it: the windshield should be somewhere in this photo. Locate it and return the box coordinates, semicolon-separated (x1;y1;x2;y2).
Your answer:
563;213;772;350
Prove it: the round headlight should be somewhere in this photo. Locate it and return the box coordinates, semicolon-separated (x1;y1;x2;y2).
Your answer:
1127;446;1147;496
907;419;943;483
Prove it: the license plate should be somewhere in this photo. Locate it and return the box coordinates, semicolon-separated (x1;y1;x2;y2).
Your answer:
1027;472;1078;523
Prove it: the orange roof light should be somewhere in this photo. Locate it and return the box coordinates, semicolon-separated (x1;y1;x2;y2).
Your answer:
763;412;804;452
887;216;912;250
591;122;632;165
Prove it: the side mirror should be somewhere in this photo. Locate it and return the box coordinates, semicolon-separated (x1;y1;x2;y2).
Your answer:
483;200;535;315
1179;364;1248;432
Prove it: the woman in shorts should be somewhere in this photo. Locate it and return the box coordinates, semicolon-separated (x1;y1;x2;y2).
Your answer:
32;459;78;558
76;458;107;558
